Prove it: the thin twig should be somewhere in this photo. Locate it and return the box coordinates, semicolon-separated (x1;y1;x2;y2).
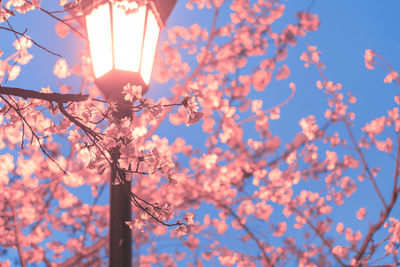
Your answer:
24;0;86;39
59;236;108;267
293;208;346;266
144;7;220;140
1;95;67;174
0;26;61;57
354;132;400;262
81;183;107;249
221;204;272;266
1;12;23;83
343;119;387;209
58;102;100;140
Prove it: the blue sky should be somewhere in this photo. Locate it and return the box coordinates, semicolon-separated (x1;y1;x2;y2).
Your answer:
1;0;400;265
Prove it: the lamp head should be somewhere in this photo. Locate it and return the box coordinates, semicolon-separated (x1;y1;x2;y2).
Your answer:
68;0;177;100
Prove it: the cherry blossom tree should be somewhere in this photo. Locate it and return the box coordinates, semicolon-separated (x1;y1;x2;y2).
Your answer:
0;0;399;266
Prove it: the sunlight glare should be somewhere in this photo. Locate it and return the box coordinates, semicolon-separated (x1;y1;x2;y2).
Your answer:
85;4;113;78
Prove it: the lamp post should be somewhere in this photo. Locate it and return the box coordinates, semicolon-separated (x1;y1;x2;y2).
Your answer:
73;0;177;266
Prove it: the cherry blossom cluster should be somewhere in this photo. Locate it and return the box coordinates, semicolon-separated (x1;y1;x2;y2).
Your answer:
0;0;399;266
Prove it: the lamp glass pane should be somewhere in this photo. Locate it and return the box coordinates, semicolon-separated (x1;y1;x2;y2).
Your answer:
85;4;113;78
113;2;146;72
140;9;160;85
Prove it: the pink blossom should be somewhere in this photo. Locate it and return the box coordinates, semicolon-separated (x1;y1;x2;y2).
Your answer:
183;212;195;226
268;168;282;182
213;218;228;234
375;137;393;153
0;153;14;185
297;12;320;32
55;21;70;39
384;217;400;255
12;36;32;50
273;222;287;237
364;49;375;70
200;153;218;169
62;173;84;187
8;65;20;81
316;80;323;89
299;115;319;140
251;99;263;113
345;228;362;243
319;204;332;215
363;116;386;137
384;71;399;84
255;202;273;221
336;222;344;234
395;95;400;105
356;207;366;220
275;64;290;81
325;150;338;171
253;69;272;91
53;58;70;79
332;246;348;259
270;107;280;120
238;200;255;217
219;253;238;266
126;218;145;232
122;83;142;102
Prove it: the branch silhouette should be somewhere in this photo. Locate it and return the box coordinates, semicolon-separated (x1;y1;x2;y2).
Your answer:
0;85;89;103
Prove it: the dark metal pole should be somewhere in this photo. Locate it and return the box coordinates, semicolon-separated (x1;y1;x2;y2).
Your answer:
109;99;132;267
82;1;178;264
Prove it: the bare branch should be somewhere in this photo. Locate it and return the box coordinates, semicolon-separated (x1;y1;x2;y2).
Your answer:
0;26;61;57
221;204;272;265
343;119;388;209
8;200;27;267
0;95;67;174
81;183;107;249
144;6;221;140
24;0;87;39
59;236;108;267
0;85;89;103
354;133;400;262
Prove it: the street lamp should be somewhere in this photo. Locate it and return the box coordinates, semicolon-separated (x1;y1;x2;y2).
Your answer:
71;0;177;266
84;0;177;99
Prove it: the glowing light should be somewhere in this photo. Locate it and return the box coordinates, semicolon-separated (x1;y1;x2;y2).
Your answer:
85;1;170;89
113;3;146;72
85;4;113;78
140;10;160;85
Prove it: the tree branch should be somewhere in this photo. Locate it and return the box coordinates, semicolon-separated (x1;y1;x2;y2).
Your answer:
81;183;107;249
354;132;400;262
8;200;27;267
221;204;272;266
24;0;87;39
343;119;388;209
144;6;220;140
0;85;89;103
0;95;67;174
58;236;108;267
293;208;346;266
0;26;62;57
